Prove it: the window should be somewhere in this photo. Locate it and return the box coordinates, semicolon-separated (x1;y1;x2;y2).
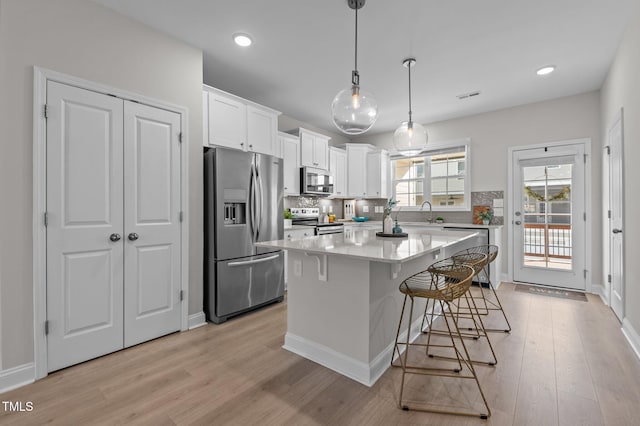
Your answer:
391;140;470;211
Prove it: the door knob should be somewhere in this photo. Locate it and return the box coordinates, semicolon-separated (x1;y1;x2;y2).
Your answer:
515;211;521;216
612;228;623;234
109;233;121;242
514;221;522;225
128;232;139;241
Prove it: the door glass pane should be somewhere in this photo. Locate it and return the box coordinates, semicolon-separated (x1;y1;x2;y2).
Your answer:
522;163;573;270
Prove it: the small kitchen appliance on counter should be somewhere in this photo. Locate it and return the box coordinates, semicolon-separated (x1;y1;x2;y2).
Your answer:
290;207;344;235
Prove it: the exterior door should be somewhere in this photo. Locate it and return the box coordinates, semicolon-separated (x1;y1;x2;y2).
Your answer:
46;81;125;371
123;102;182;347
608;112;624;320
512;143;586;290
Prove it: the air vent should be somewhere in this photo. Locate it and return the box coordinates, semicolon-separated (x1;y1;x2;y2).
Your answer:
456;91;481;100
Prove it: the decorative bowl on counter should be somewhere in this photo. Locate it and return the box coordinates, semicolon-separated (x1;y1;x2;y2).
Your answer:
352;216;370;222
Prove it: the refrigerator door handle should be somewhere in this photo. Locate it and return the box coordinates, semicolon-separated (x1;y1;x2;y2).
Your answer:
227;254;280;267
250;161;259;242
256;163;264;241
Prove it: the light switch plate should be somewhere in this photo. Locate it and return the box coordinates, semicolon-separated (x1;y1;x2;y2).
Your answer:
494;207;504;217
328;206;333;213
363;205;369;213
493;198;504;208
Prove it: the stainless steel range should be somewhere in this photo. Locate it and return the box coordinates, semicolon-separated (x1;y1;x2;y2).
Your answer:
290;207;344;235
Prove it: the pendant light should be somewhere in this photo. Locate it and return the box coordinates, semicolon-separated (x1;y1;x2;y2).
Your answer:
393;58;427;156
331;0;378;135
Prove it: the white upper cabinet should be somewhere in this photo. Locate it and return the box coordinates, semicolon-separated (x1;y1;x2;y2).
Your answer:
291;128;330;170
329;147;347;197
203;85;280;156
279;132;300;196
247;105;277;155
346;143;389;199
206;90;246;151
346;144;372;198
366;150;390;199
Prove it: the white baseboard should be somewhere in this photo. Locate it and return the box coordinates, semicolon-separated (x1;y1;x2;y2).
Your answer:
0;363;34;394
499;273;509;287
188;311;207;330
622;318;640;362
591;283;609;305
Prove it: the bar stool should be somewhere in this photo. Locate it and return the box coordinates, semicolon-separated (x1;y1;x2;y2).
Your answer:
451;245;511;333
391;262;491;419
424;254;498;367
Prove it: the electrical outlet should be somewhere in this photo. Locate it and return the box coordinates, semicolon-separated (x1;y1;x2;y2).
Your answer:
363;205;369;213
328;206;333;213
293;260;302;277
322;206;327;213
375;206;383;213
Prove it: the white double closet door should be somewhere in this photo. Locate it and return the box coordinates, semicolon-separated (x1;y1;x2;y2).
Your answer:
46;81;182;372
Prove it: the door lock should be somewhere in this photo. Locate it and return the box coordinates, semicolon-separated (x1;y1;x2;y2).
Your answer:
128;232;139;241
612;228;623;234
514;221;522;225
109;233;121;242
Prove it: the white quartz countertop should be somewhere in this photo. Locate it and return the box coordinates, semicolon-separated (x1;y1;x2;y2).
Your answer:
256;228;479;264
343;221;503;229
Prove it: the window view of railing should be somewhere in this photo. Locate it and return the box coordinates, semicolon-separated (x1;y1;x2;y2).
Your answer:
522;164;573;270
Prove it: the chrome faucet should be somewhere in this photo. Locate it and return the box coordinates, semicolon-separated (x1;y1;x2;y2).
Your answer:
420;200;433;223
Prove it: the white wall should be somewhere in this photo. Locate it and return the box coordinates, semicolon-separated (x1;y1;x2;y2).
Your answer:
353;92;603;281
0;0;203;370
600;4;640;334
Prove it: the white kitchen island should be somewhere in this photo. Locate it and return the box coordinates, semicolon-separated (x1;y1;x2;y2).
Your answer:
256;227;478;387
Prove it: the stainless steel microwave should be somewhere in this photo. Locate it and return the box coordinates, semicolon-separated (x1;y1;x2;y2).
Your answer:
300;167;334;196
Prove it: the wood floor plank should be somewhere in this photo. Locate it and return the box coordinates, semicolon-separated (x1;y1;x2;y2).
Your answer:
2;284;640;425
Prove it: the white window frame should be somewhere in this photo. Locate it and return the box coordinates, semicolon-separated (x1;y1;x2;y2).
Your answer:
390;138;471;212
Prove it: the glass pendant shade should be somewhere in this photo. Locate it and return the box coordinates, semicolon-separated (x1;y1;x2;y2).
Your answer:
393;57;427;156
331;84;378;135
393;121;427;156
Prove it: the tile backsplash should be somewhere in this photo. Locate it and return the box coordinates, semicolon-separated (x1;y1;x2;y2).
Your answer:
284;190;504;225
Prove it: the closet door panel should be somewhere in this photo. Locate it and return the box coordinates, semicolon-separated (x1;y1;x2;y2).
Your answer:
123;101;182;347
46;81;124;372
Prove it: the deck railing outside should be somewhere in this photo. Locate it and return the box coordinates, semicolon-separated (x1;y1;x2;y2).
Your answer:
523;223;572;259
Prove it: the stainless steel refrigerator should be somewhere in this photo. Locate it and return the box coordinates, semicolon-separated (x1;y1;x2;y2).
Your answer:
204;147;285;323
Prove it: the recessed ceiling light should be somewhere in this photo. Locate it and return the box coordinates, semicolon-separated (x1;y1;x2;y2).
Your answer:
233;33;253;47
536;66;556;76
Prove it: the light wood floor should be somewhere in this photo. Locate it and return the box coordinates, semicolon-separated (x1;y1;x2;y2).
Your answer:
2;283;640;425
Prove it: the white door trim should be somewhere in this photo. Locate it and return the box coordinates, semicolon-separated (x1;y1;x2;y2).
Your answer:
32;67;190;380
507;138;592;292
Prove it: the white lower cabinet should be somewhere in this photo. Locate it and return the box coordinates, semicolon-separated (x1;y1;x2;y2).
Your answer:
283;228;314;285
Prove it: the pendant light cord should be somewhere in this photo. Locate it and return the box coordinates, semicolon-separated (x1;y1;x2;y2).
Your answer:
352;5;359;85
355;5;358;72
408;61;413;124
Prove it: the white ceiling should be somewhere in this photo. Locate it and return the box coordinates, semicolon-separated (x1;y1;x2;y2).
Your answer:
94;0;635;137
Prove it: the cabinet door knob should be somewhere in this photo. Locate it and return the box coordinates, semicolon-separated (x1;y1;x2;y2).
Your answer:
240;142;244;147
109;233;121;242
128;232;139;241
249;144;253;149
